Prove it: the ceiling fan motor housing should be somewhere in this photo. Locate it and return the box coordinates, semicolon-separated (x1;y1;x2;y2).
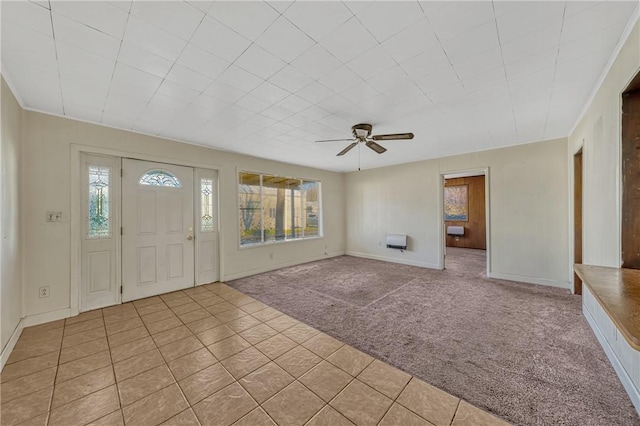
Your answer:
352;123;372;140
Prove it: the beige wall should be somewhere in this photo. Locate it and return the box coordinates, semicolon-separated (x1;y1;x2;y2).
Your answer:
1;77;23;351
346;138;570;288
21;110;345;318
569;19;640;268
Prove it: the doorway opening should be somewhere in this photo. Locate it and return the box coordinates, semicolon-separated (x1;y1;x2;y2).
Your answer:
441;169;489;274
621;72;640;270
79;153;219;312
574;148;583;294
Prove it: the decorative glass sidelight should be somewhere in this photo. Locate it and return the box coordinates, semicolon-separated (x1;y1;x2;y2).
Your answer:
88;166;111;238
139;170;181;187
201;178;214;232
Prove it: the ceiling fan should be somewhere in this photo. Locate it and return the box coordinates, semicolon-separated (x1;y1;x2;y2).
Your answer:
316;123;414;156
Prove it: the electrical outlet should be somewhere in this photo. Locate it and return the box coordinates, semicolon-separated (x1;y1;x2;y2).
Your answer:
39;286;50;298
46;212;63;222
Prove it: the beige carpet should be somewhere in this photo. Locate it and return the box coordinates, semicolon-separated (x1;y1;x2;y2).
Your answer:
228;248;639;426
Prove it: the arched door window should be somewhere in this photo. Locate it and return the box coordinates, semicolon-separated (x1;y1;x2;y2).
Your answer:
139;170;181;188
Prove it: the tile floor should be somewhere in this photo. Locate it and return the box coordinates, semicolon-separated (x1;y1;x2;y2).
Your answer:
1;283;510;426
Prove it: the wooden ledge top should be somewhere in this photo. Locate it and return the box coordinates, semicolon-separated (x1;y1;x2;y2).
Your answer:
575;264;640;351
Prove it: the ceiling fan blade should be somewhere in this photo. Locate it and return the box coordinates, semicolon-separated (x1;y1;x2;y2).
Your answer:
337;142;358;156
315;138;356;143
371;133;414;141
365;140;387;154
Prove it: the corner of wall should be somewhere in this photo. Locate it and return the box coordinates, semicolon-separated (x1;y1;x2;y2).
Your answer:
1;75;26;369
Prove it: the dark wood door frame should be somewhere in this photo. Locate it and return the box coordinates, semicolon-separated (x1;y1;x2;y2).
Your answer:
574;148;583;294
621;89;640;269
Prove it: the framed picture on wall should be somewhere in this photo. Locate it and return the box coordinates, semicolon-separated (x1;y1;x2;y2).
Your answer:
444;185;469;221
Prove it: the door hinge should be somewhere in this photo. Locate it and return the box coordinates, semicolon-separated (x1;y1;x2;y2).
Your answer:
120;286;123;294
121;168;123;177
120;226;123;235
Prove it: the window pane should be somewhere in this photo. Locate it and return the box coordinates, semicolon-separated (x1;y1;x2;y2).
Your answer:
201;178;214;232
262;176;301;242
88;166;110;238
302;181;320;237
238;172;321;246
239;172;262;245
139;170;181;187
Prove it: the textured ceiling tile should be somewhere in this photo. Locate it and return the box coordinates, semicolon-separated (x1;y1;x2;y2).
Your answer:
319;17;378;63
208;1;279;41
357;1;424;42
190;15;252;62
130;1;204;41
255;16;315;63
1;1;636;171
283;1;353;42
124;15;188;62
50;1;128;39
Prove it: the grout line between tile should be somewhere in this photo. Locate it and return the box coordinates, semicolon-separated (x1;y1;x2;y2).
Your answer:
104;316;124;417
449;399;463;426
46;321;66;420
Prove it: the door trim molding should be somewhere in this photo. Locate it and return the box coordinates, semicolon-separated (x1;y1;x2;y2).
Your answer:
438;167;491;275
71;144;223;316
568;141;584;295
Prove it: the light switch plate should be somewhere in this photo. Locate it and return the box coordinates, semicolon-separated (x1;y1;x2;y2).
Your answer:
46;212;63;222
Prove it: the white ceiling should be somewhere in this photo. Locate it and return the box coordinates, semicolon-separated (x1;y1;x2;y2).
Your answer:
1;1;637;172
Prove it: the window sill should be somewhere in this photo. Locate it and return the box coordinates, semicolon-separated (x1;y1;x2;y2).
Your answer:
239;235;324;250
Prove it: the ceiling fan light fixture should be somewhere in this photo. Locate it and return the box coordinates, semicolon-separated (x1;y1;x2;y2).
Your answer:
351;123;372;139
354;128;369;139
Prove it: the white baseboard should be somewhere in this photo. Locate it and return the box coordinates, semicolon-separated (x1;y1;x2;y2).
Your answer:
1;318;25;371
583;305;640;415
1;308;72;370
223;251;345;281
487;272;570;290
23;308;71;328
346;251;441;269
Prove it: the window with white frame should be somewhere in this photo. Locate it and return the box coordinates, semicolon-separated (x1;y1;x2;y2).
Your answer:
238;172;321;246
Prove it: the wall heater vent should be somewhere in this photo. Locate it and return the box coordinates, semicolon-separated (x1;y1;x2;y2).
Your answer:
447;226;464;236
386;234;407;250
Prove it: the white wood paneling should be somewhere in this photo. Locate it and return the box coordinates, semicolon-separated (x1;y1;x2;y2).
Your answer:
583;286;640;415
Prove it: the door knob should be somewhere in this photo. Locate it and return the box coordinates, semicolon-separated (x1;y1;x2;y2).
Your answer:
187;235;194;241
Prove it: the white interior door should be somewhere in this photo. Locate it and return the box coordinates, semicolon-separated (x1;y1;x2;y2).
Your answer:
122;159;195;301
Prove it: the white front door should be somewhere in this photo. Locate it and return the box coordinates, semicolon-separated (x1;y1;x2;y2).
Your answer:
122;159;195;301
